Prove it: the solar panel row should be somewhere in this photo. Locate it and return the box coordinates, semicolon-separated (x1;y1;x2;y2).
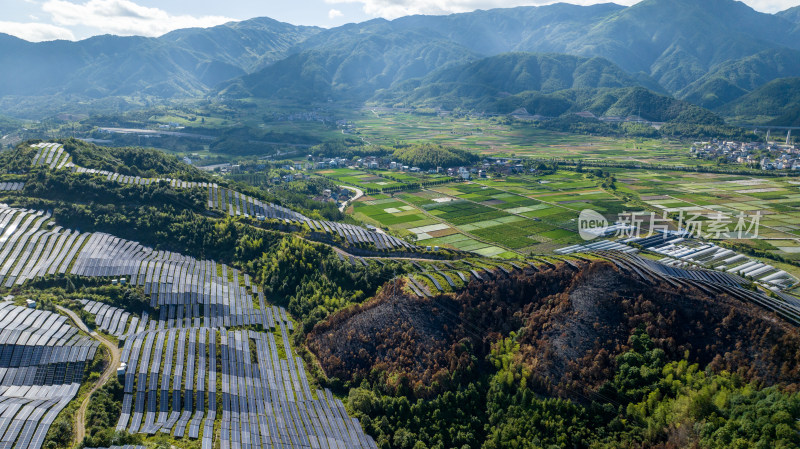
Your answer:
30;143;70;170
79;300;132;338
115;326;377;448
0;183;24;192
31;142;410;255
595;250;800;325
0;304;97;449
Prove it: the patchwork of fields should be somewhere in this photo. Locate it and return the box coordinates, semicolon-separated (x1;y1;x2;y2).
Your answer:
352;110;694;164
349;166;800;273
614;170;800;259
351;171;634;257
316;168;450;192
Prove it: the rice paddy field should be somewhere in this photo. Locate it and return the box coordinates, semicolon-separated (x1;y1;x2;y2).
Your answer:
352;110;697;164
315;168;449;191
606;168;800;259
348;165;800;267
351;170;639;257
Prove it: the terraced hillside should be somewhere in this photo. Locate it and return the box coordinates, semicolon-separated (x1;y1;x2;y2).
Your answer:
0;203;378;448
1;142;401;448
31;143;417;254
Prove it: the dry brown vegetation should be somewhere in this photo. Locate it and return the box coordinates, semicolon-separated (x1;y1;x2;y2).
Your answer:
308;261;800;398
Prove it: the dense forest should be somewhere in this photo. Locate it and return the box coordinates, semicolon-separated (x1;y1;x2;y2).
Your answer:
311;140;480;170
528;115;758;141
392;144;480;169
258;236;409;332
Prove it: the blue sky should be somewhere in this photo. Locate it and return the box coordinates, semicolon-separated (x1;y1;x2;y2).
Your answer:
1;0;797;42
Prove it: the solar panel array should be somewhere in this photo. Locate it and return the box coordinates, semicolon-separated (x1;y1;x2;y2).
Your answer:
0;303;98;449
30;142;417;253
0;206;91;288
0;183;24;192
73;166;209;189
115;324;376;448
555;239;637;255
84;446;147;449
30;143;70;170
207;185;414;251
78;300;133;338
69;232;272;328
626;234;798;290
595;250;800;325
0;204;377;447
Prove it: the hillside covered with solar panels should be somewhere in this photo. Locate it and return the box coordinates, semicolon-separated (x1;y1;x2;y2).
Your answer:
2;139;800;449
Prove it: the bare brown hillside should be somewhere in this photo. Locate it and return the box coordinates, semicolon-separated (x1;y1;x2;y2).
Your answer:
308;260;800;398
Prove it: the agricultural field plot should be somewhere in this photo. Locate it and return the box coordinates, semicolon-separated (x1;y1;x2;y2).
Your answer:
352;110;694;164
353;175;597;256
352;193;514;257
424;193;582;253
314;168;407;190
612;169;800;257
421;175;621;251
472;172;628;215
352;198;432;230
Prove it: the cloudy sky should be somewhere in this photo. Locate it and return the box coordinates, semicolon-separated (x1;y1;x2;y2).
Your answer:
1;0;797;42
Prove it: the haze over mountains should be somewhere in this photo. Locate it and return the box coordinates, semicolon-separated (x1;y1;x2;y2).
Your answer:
0;18;319;98
2;0;800;124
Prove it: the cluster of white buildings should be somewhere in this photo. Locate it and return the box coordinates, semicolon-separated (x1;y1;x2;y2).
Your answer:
691;140;799;170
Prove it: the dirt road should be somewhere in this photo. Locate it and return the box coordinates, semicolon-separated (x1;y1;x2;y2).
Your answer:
57;305;121;447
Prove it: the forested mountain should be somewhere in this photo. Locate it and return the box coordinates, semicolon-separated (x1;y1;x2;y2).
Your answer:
374;52;660;109
0;18;319;98
555;0;800;92
2;0;800;122
282;0;800;95
374;53;720;124
160;17;320;72
719;77;800;125
677;48;800;110
226;0;800;119
777;5;800;24
294;3;625;57
219;29;477;101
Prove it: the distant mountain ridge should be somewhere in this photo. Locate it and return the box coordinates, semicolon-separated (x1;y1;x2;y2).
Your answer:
777;5;800;24
677;48;800;110
371;52;692;119
2;0;800;124
719;77;800;126
219;28;478;102
0;18;319;98
225;0;800;124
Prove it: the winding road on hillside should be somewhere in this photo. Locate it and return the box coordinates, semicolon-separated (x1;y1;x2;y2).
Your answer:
57;305;121;447
338;185;364;212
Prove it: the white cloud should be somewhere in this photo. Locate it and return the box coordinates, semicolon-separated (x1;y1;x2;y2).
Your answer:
748;0;800;13
41;0;236;37
323;0;794;19
0;20;76;41
321;0;623;19
329;8;344;19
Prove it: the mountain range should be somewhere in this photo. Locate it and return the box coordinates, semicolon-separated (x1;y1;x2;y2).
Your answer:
2;0;800;124
0;17;319;98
